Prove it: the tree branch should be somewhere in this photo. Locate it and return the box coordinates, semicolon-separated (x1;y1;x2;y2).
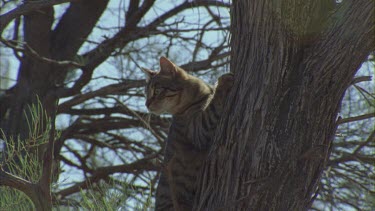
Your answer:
0;0;79;35
78;0;229;78
0;38;83;68
351;76;372;85
57;79;144;107
0;167;34;195
308;0;374;92
181;52;230;72
55;154;159;198
50;0;109;60
125;0;140;22
39;97;58;203
0;167;48;210
125;0;155;28
337;112;375;124
147;0;230;28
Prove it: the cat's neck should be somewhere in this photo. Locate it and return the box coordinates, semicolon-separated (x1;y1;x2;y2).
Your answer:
173;93;212;119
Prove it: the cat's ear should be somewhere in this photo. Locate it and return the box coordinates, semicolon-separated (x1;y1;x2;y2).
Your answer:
159;57;188;79
141;67;156;82
159;56;176;77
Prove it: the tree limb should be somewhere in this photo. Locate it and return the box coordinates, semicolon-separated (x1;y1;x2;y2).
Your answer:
307;0;374;92
0;0;79;35
0;167;34;196
337;112;375;124
0;167;47;210
39;97;58;205
351;76;372;85
0;38;83;68
79;0;229;76
55;154;159;198
181;52;230;72
57;79;144;107
50;0;109;60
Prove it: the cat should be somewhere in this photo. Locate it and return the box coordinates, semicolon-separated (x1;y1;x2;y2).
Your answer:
142;57;233;211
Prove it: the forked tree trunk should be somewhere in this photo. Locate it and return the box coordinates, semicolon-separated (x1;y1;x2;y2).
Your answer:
194;1;373;210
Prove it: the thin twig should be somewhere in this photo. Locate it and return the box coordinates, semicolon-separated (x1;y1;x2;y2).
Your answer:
0;38;83;68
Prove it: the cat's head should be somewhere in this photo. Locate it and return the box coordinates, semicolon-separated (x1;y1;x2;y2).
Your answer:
141;57;211;115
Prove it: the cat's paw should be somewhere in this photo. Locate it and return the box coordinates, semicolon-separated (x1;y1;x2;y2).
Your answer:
217;73;234;93
211;73;234;106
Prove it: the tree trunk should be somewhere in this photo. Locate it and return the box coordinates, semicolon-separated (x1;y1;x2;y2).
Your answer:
195;1;374;210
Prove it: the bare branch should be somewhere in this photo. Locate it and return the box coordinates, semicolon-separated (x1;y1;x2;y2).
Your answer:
50;0;109;60
353;130;375;154
0;38;83;67
55;154;159;198
181;52;230;72
57;79;144;108
125;0;155;28
39;98;58;199
79;0;229;77
147;0;230;28
351;76;372;85
0;0;79;34
337;112;375;124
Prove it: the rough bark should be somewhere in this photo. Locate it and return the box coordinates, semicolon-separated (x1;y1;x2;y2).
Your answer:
195;0;374;210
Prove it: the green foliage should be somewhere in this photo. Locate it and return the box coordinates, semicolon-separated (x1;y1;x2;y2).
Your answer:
0;100;51;210
0;187;35;211
53;180;154;211
1;99;51;182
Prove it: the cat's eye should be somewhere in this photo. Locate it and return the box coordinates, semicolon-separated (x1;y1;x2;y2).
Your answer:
154;88;163;95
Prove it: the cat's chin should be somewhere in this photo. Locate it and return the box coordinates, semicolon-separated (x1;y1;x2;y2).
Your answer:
148;104;170;115
148;109;164;115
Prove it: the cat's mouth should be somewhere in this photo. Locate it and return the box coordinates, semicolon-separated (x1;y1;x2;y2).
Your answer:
146;100;164;114
148;106;164;115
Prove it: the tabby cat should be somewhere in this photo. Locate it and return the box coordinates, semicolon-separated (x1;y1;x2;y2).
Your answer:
142;57;233;211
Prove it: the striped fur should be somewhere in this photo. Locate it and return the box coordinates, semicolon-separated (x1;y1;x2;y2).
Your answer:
142;57;233;211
